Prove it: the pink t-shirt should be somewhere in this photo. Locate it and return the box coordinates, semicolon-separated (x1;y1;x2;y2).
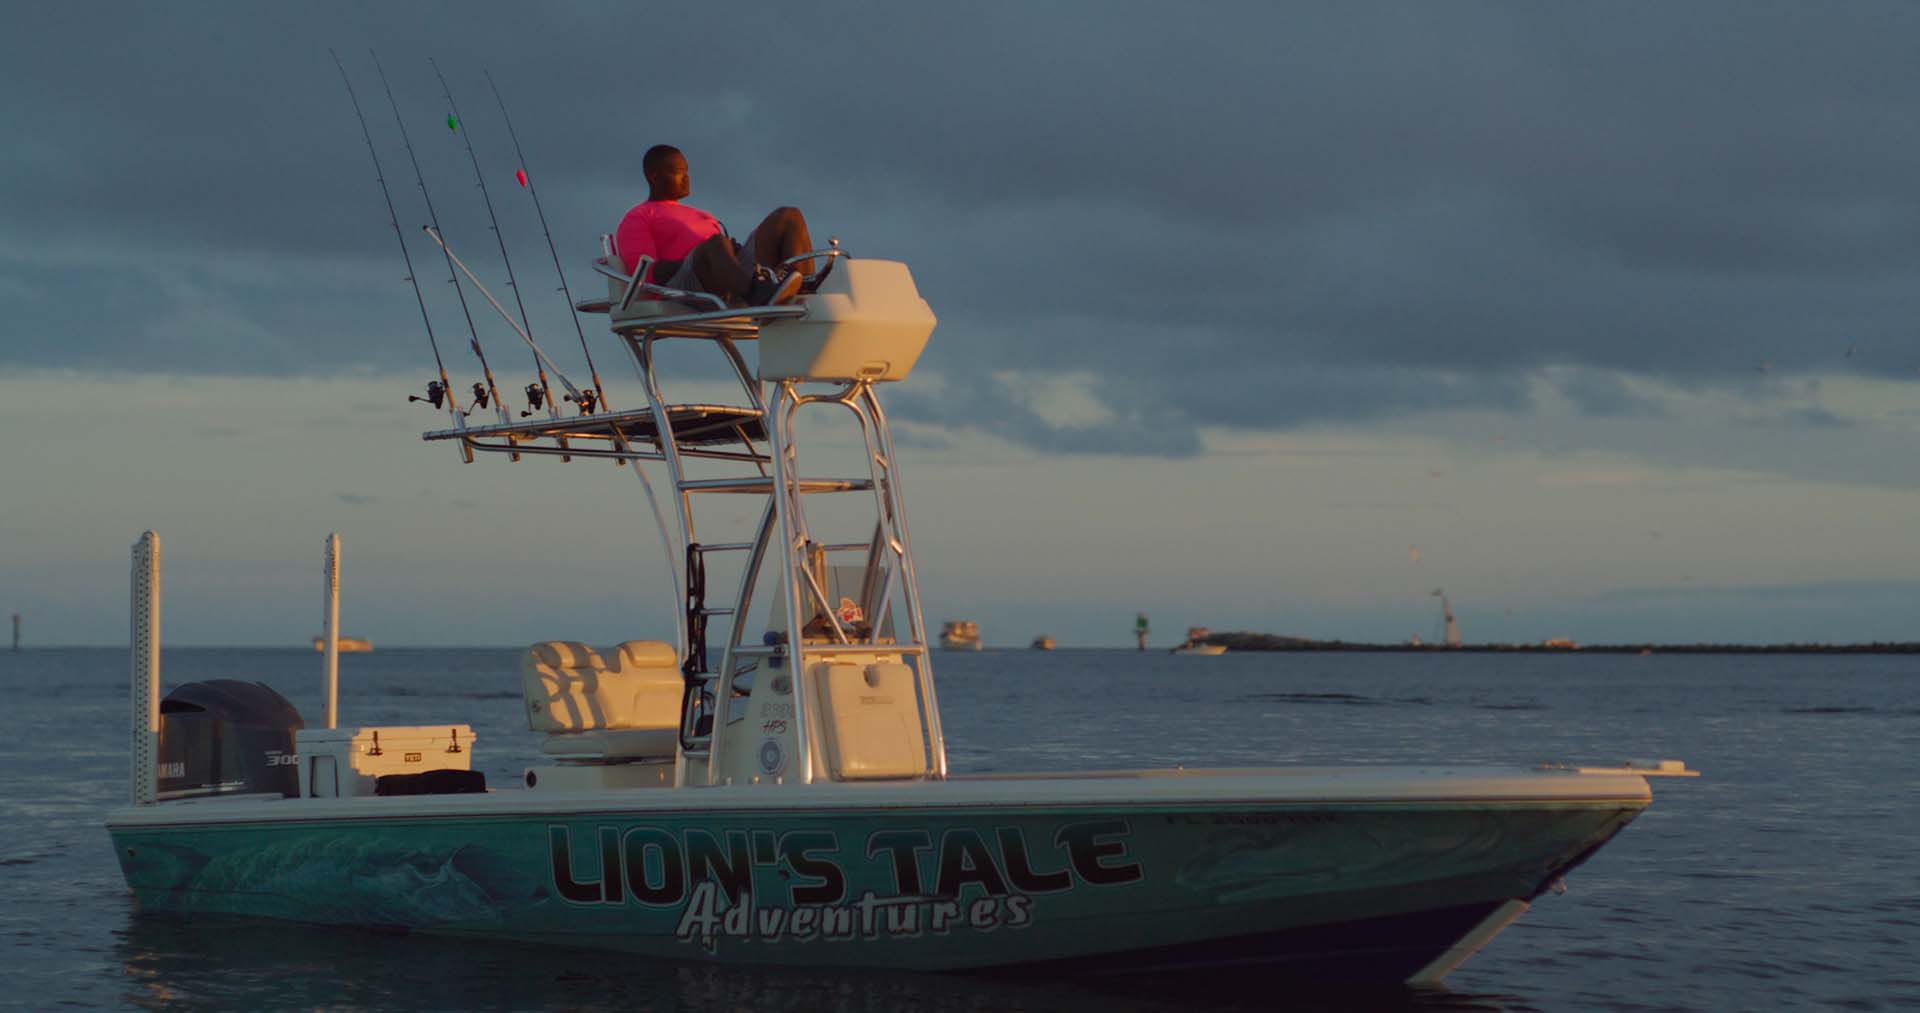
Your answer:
615;199;723;282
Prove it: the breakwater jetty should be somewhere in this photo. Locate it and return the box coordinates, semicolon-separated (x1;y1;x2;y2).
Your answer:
1202;631;1920;655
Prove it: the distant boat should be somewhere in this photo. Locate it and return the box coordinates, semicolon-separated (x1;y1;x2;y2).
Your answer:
1030;635;1055;650
312;636;373;653
939;621;982;651
1172;626;1226;655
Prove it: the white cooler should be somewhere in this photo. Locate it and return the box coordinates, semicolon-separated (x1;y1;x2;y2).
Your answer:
296;725;475;798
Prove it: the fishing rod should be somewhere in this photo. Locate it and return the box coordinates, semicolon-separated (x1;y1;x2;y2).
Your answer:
484;68;607;417
370;50;513;433
421;225;588;405
431;59;557;427
329;49;471;459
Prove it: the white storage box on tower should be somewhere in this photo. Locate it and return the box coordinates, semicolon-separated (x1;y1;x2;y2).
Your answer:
296;725;475;798
758;259;936;382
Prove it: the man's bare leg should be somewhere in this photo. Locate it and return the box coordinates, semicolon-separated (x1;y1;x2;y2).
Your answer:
747;206;814;277
686;235;753;300
686;208;816;303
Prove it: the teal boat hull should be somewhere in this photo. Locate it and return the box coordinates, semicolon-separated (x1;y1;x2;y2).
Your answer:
109;779;1644;981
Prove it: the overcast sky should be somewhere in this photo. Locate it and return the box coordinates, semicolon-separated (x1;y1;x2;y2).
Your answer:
3;2;1918;647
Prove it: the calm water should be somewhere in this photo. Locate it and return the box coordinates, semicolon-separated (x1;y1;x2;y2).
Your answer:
1;647;1915;1011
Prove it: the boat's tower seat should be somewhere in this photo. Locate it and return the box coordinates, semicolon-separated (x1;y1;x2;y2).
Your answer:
595;249;726;324
521;640;682;760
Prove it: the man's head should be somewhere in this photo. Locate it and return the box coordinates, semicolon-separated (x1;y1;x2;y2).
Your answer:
643;145;690;202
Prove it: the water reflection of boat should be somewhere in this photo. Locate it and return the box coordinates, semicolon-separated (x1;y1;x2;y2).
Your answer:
940;620;983;650
1171;626;1226;655
106;225;1696;987
1030;635;1056;650
311;636;373;652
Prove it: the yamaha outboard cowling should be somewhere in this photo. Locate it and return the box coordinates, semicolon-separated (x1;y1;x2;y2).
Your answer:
156;680;304;799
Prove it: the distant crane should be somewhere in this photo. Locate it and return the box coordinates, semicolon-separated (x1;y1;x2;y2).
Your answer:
1431;590;1462;648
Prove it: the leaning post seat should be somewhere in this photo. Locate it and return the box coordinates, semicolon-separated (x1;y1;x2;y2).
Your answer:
758;259;936;383
593;249;725;325
521;640;684;760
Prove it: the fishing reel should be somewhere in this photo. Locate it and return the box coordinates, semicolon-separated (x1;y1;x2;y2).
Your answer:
520;383;546;418
469;382;490;410
565;388;598;415
407;380;449;410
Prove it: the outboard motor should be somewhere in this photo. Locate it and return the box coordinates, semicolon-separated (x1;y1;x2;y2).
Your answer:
156;680;304;800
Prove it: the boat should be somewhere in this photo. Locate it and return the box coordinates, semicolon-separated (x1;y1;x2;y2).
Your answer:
1171;626;1227;655
1030;635;1055;650
105;233;1697;986
939;620;982;651
311;636;373;653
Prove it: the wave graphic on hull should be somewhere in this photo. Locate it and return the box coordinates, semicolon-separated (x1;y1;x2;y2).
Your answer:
128;835;550;927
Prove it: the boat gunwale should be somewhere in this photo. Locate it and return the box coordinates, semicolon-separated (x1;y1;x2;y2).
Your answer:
105;765;1653;830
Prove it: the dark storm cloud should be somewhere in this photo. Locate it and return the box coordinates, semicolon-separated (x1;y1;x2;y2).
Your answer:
1556;369;1665;418
1735;405;1854;430
892;368;1203;457
5;2;1919;452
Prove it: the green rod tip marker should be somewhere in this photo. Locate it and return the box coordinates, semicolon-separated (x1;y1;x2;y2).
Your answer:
446;114;459;131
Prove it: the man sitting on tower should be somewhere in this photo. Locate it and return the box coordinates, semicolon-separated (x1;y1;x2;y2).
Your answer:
615;144;816;307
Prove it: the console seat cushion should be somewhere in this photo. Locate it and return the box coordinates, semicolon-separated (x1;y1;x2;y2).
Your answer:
537;726;679;759
522;641;683;759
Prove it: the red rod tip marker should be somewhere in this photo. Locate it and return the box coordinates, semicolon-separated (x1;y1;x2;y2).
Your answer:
515;169;528;187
